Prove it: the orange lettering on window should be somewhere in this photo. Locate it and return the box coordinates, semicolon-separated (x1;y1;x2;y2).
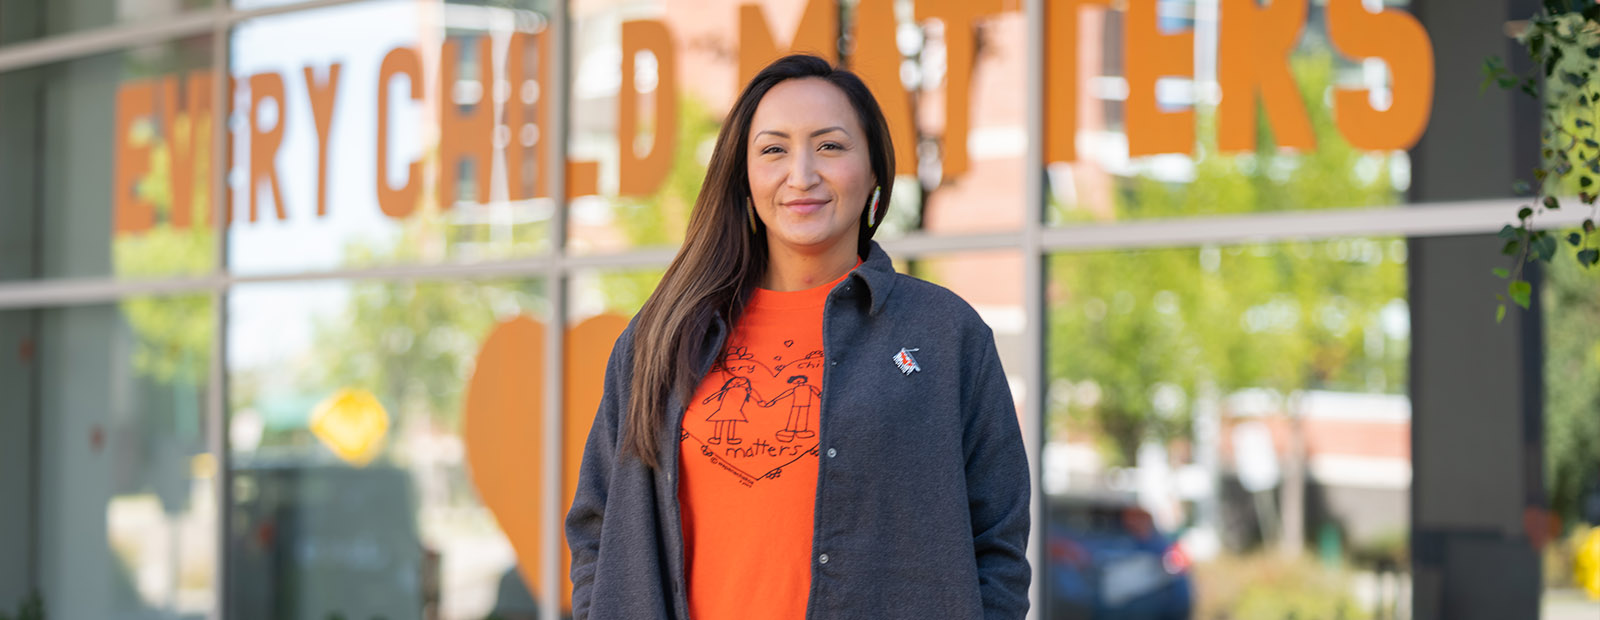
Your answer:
848;0;917;178
619;19;678;197
504;32;540;201
1217;0;1314;153
248;72;288;222
916;0;1005;179
1125;0;1194;157
377;47;424;218
114;81;156;234
439;37;496;208
1045;0;1112;165
1326;0;1434;151
159;72;213;230
738;0;839;90
304;63;342;217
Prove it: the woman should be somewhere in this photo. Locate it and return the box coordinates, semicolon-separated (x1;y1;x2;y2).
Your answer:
566;54;1030;620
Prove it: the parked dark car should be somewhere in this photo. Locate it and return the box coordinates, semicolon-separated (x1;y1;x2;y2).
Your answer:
1046;495;1193;620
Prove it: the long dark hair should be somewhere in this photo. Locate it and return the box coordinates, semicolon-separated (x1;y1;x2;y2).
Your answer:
623;54;896;468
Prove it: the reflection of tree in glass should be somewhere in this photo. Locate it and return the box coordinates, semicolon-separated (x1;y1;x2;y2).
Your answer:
278;131;566;436
1045;51;1407;465
115;134;216;387
1544;255;1600;525
591;95;721;315
218;209;545;461
306;273;540;432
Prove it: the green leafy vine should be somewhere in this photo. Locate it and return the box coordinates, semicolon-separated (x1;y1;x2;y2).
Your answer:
1483;2;1600;322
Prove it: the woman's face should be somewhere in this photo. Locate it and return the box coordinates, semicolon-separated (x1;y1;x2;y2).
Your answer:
747;78;874;256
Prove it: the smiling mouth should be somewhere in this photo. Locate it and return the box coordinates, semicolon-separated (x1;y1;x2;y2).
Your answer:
784;199;829;213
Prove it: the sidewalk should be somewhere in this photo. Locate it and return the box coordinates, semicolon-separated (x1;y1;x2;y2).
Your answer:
1542;589;1600;620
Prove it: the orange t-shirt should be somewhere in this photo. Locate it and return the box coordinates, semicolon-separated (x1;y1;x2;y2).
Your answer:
678;270;849;620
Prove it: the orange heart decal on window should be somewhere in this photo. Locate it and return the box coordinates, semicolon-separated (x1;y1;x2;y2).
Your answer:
461;313;629;614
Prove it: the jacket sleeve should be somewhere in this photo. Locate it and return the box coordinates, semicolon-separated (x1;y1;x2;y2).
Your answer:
964;328;1032;620
566;329;632;620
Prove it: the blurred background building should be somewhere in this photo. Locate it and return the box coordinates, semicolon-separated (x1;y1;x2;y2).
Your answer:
0;0;1597;618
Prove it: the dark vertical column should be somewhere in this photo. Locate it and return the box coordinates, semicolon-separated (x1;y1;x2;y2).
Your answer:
0;0;45;604
1407;0;1545;618
0;309;38;605
0;1;43;280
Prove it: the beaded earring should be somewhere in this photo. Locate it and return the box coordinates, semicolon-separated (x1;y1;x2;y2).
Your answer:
866;186;882;227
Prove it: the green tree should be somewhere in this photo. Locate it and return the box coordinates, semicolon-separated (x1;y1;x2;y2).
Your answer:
1544;256;1600;523
300;211;544;431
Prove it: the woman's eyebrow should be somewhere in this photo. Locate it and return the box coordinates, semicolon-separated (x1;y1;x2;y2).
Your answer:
754;126;849;140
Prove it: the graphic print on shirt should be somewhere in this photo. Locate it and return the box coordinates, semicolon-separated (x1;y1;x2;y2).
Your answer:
765;375;821;442
700;376;762;445
681;336;825;488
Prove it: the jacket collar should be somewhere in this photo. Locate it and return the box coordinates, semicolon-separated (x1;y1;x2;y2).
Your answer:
850;240;898;317
695;241;897;373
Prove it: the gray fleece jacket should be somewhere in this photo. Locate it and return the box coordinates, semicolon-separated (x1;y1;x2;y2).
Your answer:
565;241;1031;619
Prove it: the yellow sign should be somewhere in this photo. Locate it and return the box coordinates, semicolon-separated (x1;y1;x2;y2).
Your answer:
310;388;390;467
1578;525;1600;600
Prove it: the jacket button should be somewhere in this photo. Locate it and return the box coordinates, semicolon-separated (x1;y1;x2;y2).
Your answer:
818;553;829;564
826;448;837;458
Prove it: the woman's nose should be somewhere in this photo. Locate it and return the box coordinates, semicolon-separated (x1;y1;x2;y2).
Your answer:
787;151;820;190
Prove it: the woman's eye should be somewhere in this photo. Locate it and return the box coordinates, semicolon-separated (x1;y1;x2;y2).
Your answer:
819;142;842;151
761;145;784;155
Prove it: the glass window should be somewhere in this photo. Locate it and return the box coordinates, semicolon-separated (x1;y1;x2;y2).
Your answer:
0;296;218;619
0;38;216;282
569;267;662;323
226;0;555;277
227;278;549;620
1046;0;1423;225
565;0;750;254
565;0;1029;256
1044;238;1411;618
0;0;212;45
893;5;1030;237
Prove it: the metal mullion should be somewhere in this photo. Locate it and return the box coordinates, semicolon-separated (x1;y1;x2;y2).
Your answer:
2;197;1583;310
0;11;216;73
563;247;678;270
0;0;378;74
0;250;675;310
208;6;232;618
1036;197;1577;253
0;276;229;310
225;0;375;22
875;230;1023;256
542;1;572;619
1021;1;1046;619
